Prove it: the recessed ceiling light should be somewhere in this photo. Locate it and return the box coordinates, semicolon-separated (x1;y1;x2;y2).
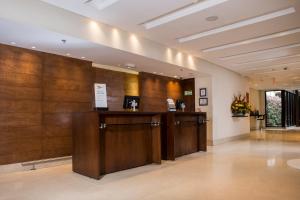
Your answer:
66;53;71;56
206;16;219;22
219;43;300;60
10;42;16;45
202;27;300;52
142;0;228;29
174;75;178;78
31;46;36;49
178;7;295;43
81;56;86;59
125;63;136;69
85;0;120;10
153;72;157;74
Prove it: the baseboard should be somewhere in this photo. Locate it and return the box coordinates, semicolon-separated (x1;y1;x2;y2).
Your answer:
0;156;72;175
209;133;250;146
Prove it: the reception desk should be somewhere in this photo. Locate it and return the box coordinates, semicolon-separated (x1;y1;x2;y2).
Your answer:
72;111;161;179
161;112;207;160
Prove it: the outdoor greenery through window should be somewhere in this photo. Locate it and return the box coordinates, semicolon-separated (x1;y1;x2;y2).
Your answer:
266;91;282;127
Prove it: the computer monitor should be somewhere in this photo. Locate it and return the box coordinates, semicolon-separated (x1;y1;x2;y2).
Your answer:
123;96;140;109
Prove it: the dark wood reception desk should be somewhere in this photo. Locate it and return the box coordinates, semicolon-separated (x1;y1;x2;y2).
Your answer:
72;111;161;179
161;112;207;160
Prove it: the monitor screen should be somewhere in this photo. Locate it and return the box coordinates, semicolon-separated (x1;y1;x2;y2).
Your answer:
123;96;140;109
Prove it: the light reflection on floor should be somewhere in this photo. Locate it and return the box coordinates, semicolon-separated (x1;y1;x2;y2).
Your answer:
0;130;299;200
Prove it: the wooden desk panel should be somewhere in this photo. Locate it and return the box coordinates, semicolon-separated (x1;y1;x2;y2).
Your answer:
161;112;207;160
72;112;161;179
72;112;100;179
104;124;152;173
174;121;198;158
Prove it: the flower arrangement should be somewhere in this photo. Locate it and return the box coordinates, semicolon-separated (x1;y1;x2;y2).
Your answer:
231;94;251;115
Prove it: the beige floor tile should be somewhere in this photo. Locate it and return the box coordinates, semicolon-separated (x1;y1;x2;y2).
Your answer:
0;130;299;200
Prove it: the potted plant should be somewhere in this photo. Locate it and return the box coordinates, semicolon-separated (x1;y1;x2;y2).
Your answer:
231;94;251;117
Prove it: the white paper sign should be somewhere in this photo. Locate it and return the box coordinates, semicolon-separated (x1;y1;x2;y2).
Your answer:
94;83;107;108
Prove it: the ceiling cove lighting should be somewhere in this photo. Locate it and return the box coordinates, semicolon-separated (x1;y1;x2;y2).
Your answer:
85;0;120;10
234;53;300;66
219;43;300;60
202;27;300;53
178;7;295;43
142;0;228;29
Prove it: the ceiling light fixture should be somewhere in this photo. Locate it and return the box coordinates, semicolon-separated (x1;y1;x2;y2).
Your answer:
254;67;300;75
234;53;300;66
178;7;295;43
31;46;36;49
206;16;219;22
81;57;86;59
202;27;300;52
142;0;228;29
256;69;287;75
85;0;120;10
219;43;300;60
242;61;300;72
66;53;71;56
125;63;136;69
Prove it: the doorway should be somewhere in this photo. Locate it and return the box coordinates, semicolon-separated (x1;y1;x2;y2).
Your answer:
265;91;282;127
265;90;298;128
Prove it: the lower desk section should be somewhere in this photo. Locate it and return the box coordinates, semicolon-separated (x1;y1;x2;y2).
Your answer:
161;112;207;160
72;112;161;179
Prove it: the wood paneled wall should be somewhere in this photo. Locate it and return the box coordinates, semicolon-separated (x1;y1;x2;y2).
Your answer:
0;45;44;164
139;72;182;112
0;44;93;165
93;68;139;111
181;78;195;112
42;54;93;158
0;44;195;165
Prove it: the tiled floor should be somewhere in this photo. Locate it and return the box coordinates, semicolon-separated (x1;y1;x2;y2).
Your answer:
0;130;300;200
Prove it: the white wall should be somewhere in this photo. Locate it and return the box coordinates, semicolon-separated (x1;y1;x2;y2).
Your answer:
1;0;251;144
195;76;213;144
249;88;265;130
195;68;250;145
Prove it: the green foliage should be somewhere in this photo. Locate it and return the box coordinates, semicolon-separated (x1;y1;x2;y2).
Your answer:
266;94;282;126
231;94;251;114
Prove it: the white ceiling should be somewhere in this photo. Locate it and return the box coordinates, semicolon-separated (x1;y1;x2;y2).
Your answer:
0;19;199;79
40;0;300;90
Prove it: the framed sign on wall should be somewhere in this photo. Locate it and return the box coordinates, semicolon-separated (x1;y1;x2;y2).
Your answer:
199;98;208;106
200;88;207;97
94;83;108;108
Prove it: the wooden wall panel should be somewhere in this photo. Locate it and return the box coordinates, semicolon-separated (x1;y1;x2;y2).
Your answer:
0;44;43;165
124;73;140;96
0;85;42;100
181;78;195;112
0;44;93;165
139;72;182;112
0;43;195;165
93;68;139;111
42;54;93;159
